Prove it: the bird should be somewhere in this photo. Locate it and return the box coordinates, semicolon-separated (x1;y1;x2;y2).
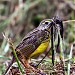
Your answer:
3;16;63;75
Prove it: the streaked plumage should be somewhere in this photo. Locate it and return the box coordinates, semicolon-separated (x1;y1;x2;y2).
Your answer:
3;17;63;75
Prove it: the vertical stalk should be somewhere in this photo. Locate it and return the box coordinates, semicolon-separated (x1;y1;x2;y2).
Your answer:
51;26;54;65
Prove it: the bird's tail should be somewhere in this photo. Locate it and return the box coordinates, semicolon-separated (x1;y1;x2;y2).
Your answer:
3;56;15;75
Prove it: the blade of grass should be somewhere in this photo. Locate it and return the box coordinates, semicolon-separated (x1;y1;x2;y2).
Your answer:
63;20;75;23
11;45;24;74
68;44;73;75
0;55;11;60
3;33;24;74
57;28;64;61
57;27;66;74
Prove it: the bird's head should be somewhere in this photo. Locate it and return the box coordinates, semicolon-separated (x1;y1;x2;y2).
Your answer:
38;19;53;31
37;16;63;38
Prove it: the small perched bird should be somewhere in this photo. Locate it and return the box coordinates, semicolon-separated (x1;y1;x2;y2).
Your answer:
3;16;63;75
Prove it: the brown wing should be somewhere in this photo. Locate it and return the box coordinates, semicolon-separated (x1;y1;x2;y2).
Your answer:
16;28;40;50
16;28;49;58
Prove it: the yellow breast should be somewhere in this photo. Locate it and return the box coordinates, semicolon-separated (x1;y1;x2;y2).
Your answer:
29;39;50;58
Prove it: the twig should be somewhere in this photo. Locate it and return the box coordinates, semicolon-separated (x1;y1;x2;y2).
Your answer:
2;33;24;74
63;20;75;23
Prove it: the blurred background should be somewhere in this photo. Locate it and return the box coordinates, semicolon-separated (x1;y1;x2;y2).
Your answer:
0;0;75;75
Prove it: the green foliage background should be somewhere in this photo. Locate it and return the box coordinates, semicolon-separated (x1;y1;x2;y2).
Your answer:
0;0;75;75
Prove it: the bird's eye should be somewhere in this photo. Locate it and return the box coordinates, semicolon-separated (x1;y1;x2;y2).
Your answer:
42;21;50;25
45;21;49;24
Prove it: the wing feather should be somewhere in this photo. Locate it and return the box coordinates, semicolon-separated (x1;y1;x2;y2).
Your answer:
16;28;49;58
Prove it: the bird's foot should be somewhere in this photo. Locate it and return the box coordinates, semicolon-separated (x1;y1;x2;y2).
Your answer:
27;64;46;75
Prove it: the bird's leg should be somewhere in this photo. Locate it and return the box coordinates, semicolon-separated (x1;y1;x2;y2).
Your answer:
21;58;46;75
26;61;43;75
19;58;31;74
17;50;46;74
28;63;46;75
18;54;41;74
16;50;30;74
19;55;39;74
